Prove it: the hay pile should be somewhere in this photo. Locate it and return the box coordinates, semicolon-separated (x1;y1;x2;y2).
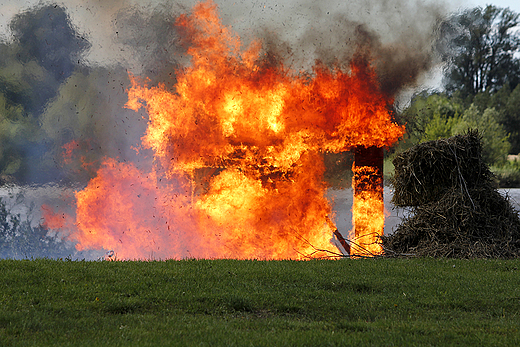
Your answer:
383;130;520;258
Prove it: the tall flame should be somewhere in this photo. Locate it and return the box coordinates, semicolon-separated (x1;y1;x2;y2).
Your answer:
351;164;385;256
45;0;404;260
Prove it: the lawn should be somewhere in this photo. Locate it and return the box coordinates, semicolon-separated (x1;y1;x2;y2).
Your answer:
1;258;519;346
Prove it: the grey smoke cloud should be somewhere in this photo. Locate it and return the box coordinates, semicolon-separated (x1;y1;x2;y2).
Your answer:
120;0;452;95
2;0;454;82
243;0;450;96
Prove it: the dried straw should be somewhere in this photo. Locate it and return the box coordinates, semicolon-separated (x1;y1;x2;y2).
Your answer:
391;130;493;207
384;130;520;258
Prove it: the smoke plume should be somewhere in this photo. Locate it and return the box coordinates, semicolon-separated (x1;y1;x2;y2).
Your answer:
0;0;453;259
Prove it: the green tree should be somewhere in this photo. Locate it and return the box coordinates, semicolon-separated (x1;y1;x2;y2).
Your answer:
441;5;520;98
422;113;461;142
398;92;463;146
0;93;40;183
502;85;520;153
453;105;510;164
397;93;511;165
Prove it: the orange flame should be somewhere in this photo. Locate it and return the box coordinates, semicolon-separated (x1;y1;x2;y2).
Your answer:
350;165;385;257
45;0;404;260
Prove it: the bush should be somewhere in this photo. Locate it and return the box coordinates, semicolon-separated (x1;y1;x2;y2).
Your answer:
491;160;520;188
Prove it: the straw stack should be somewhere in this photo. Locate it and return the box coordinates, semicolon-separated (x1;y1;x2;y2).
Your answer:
383;130;520;258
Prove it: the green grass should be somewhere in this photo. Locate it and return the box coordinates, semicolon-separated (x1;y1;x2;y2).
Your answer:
1;258;520;346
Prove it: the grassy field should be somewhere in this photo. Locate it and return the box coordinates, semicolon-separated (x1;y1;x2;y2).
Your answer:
1;258;520;346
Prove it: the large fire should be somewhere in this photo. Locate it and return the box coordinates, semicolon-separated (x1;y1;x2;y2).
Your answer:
44;0;404;260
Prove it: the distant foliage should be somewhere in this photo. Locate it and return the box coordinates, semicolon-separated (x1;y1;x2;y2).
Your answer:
398;89;514;167
399;93;464;146
454;105;510;163
491;160;520;187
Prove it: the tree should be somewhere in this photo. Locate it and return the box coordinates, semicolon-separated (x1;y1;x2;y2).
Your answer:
453;105;510;163
397;92;511;165
441;5;520;98
0;93;41;183
398;92;464;146
502;85;520;153
422;113;461;142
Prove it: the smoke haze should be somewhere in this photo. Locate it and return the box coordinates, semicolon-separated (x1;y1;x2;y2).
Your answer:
0;0;455;259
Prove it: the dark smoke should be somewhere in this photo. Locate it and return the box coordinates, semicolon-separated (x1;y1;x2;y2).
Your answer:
113;3;186;89
8;4;90;113
351;24;436;98
108;0;450;98
251;0;448;98
0;4;91;184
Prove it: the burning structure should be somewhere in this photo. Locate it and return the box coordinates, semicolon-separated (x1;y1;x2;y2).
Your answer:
42;0;445;260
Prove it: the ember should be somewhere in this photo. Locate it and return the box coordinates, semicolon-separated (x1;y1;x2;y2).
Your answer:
45;0;404;260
